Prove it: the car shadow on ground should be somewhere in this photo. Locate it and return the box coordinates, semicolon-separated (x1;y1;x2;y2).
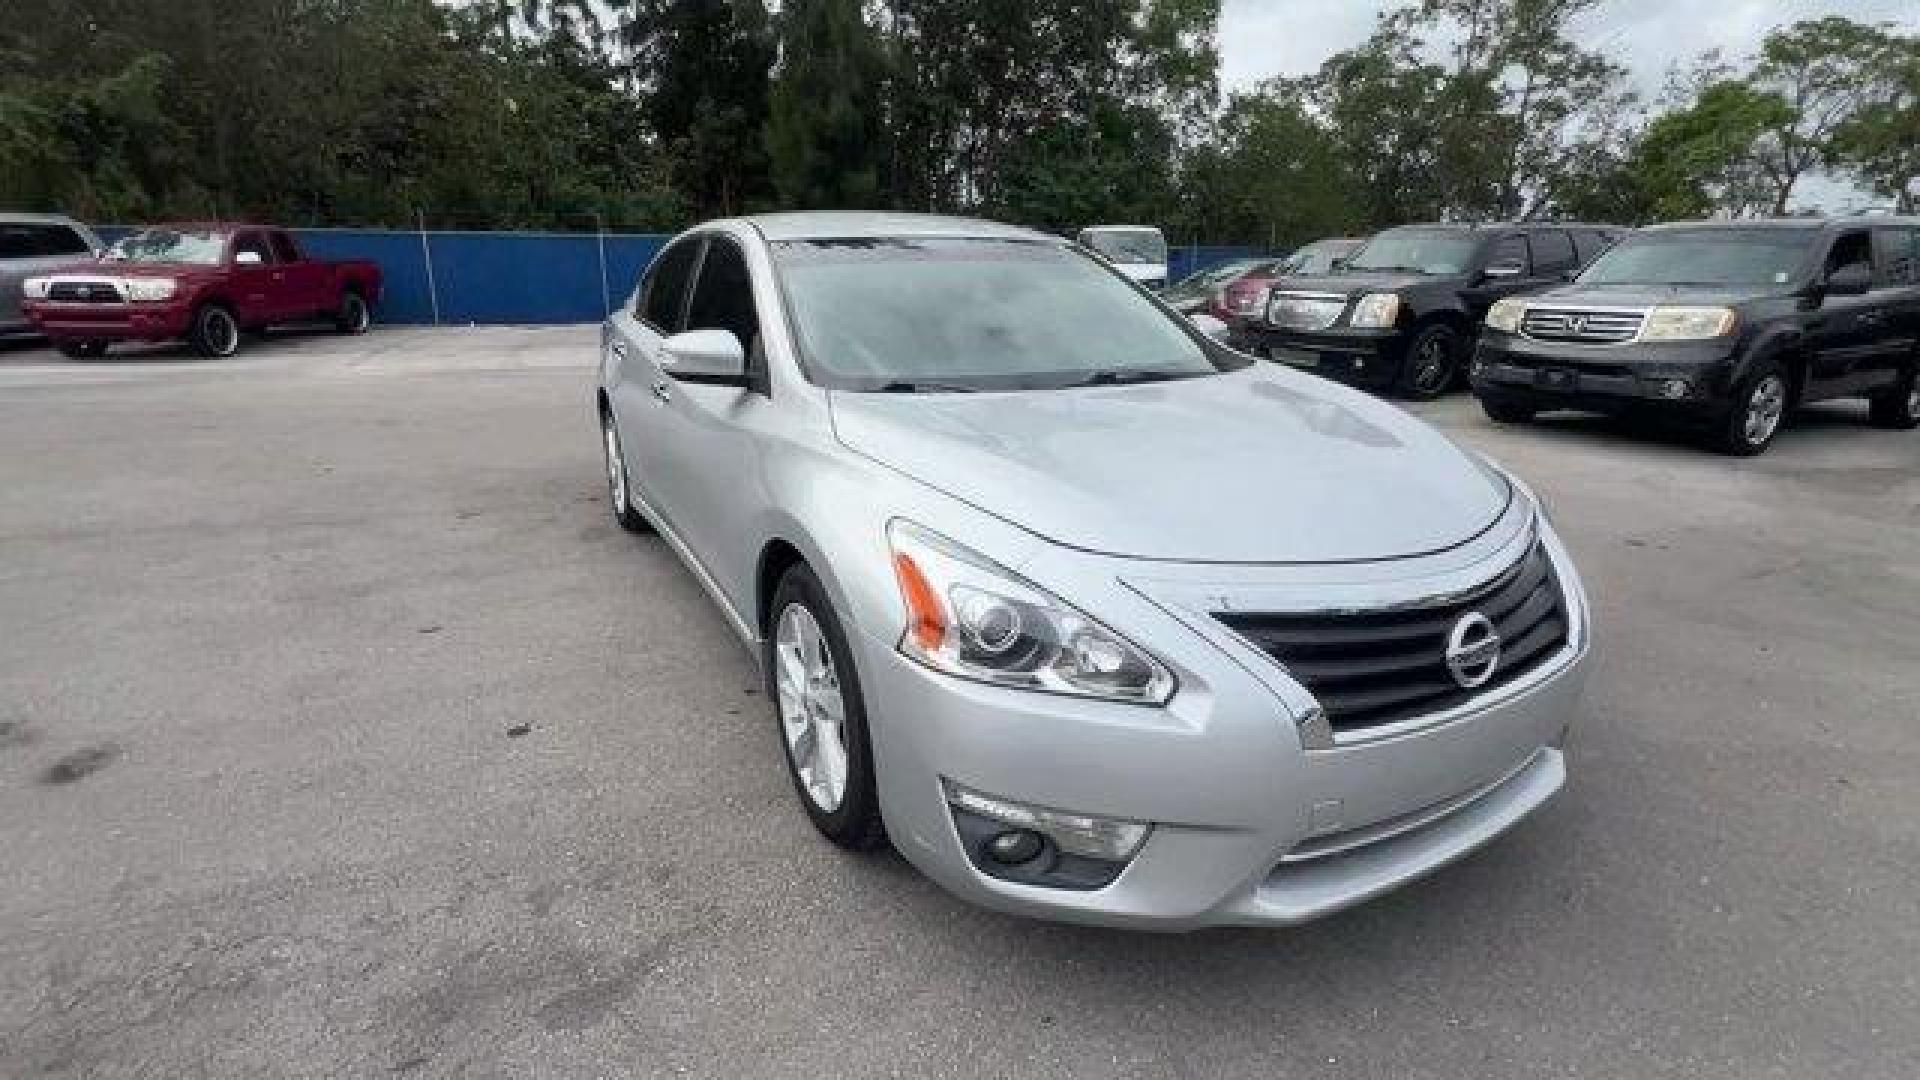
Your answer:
1482;399;1880;456
0;322;354;366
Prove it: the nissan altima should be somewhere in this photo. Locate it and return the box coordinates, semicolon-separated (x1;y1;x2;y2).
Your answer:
595;212;1590;929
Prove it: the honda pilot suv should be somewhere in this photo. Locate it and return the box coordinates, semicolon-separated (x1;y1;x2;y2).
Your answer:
1248;222;1619;399
1472;218;1920;455
598;212;1590;929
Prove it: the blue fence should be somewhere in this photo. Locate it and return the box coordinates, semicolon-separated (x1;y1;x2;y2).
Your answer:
95;227;1269;325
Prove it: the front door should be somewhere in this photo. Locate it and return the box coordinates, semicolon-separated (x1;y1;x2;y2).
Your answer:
1805;229;1880;397
226;231;280;327
269;230;328;319
605;233;702;522
1461;234;1537;320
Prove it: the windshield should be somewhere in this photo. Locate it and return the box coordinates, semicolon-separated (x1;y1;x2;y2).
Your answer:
1577;230;1813;287
1344;229;1481;275
104;230;227;265
1079;228;1167;265
772;237;1222;392
1280;240;1357;276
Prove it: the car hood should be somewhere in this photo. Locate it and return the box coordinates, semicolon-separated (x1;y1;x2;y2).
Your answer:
1523;281;1780;307
829;366;1510;564
48;261;207;279
1272;271;1431;297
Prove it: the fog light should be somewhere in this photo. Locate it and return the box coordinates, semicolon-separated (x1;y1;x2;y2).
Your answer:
985;829;1045;865
942;779;1149;862
1661;379;1691;399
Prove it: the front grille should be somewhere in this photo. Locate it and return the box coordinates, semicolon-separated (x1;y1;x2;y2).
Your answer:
1521;307;1643;344
1214;543;1568;734
47;280;124;304
1267;292;1347;331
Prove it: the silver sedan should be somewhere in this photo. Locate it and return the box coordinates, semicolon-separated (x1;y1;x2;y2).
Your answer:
596;212;1590;929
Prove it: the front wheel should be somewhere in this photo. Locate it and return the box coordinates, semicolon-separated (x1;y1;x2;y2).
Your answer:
1715;361;1789;456
1396;323;1462;400
600;408;651;534
766;563;885;851
56;340;108;360
1867;365;1919;430
190;304;241;358
334;290;371;335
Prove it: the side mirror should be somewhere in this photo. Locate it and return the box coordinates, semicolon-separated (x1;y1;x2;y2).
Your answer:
1481;261;1525;281
1824;262;1872;297
661;328;747;385
234;250;263;265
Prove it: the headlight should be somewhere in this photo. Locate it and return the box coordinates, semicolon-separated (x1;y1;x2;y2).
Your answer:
1485;297;1525;333
1347;292;1401;328
124;278;178;302
21;277;50;300
888;520;1175;704
1640;305;1735;341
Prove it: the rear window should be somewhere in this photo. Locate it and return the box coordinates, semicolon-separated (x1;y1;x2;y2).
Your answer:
1871;228;1916;287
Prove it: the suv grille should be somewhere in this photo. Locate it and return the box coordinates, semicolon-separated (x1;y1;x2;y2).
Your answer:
47;280;124;304
1521;308;1643;344
1267;292;1347;331
1214;544;1568;734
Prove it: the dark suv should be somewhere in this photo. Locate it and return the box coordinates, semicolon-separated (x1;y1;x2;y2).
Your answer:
1240;222;1620;399
1471;218;1920;455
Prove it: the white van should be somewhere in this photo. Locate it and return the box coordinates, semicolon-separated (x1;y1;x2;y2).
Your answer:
1076;226;1168;291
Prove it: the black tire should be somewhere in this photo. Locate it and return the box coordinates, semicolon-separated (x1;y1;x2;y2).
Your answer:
335;289;371;335
56;340;108;359
1480;396;1536;424
1867;363;1919;430
765;563;886;852
190;303;241;358
1714;359;1789;456
1396;323;1463;400
599;406;651;534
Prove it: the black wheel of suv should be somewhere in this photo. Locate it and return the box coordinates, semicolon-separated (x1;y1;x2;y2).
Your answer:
190;303;241;358
56;340;108;360
1480;396;1536;424
599;406;651;534
1715;359;1789;456
765;562;886;852
1396;323;1462;400
334;290;371;335
1867;363;1919;431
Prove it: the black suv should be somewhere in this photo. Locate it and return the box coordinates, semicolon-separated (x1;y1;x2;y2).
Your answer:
1471;218;1920;455
1237;222;1620;399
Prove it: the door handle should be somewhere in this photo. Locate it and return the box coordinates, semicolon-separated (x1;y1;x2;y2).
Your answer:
651;379;672;402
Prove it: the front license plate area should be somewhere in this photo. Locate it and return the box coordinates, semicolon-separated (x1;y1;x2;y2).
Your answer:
1536;368;1577;392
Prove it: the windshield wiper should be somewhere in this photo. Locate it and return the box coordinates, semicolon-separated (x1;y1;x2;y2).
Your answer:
1072;369;1207;387
1347;264;1424;275
871;380;980;394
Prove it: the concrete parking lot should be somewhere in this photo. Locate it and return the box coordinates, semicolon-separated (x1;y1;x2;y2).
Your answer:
1;326;1915;1079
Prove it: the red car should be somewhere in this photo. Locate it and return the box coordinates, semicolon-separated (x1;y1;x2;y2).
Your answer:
20;224;382;359
1165;258;1285;322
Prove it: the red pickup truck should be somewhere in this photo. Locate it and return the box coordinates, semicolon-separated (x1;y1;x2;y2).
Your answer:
20;224;382;359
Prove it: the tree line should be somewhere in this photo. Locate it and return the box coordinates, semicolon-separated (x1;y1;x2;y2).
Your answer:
1;0;1914;244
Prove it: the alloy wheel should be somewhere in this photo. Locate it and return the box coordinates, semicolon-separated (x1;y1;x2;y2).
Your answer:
1744;374;1786;446
205;309;238;355
602;414;629;517
1412;336;1452;394
774;602;849;813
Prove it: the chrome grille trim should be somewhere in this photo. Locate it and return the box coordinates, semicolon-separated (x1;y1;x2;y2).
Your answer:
1520;306;1647;344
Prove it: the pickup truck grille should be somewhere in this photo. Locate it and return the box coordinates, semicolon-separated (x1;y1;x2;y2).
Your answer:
1521;308;1643;344
46;280;125;304
1214;543;1568;735
1266;292;1347;331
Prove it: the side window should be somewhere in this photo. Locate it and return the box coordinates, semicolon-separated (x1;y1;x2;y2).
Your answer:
1531;229;1576;276
0;226;32;259
1824;230;1871;278
269;231;300;264
1486;234;1530;274
1870;228;1914;287
639;237;701;333
684;235;762;372
30;224;92;257
231;232;272;265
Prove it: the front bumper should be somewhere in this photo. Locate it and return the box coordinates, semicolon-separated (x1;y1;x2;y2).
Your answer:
22;300;194;342
1472;331;1739;419
1235;324;1404;390
859;507;1591;929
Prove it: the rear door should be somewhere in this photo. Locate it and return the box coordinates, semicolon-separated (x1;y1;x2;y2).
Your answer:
1865;226;1920;390
605;233;702;518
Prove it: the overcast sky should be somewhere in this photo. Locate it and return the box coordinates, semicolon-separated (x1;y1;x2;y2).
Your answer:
1217;0;1919;209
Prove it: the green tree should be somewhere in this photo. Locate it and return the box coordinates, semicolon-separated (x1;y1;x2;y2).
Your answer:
1751;16;1899;213
1831;33;1920;212
766;0;888;209
625;0;775;219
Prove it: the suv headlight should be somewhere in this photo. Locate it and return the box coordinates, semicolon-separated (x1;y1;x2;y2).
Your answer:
124;278;178;302
1485;297;1525;333
1348;292;1401;328
21;277;50;300
888;521;1175;704
1640;305;1735;341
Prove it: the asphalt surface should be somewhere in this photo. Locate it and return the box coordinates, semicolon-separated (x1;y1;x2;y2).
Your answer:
1;326;1915;1079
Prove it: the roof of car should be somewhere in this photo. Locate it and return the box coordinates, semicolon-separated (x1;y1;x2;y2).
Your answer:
1642;216;1919;232
747;212;1052;243
0;212;90;226
1382;221;1621;233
